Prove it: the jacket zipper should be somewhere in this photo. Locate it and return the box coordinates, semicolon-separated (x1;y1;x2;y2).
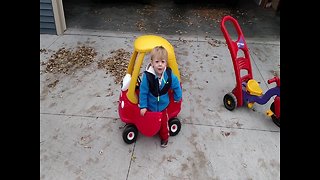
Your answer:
157;77;160;112
157;75;167;111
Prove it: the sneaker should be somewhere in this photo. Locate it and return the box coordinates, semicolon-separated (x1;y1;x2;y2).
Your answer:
160;140;168;148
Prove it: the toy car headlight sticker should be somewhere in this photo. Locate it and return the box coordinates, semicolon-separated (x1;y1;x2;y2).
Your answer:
121;100;124;108
121;74;131;91
237;36;245;49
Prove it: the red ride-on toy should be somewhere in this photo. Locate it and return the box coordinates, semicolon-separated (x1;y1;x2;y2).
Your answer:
118;35;183;144
220;16;280;127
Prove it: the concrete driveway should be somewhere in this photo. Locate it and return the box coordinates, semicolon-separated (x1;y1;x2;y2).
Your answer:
40;26;279;179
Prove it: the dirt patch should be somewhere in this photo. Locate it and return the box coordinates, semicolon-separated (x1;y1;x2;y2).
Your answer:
181;163;188;171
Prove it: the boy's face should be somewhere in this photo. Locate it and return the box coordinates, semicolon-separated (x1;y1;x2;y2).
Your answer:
151;58;167;76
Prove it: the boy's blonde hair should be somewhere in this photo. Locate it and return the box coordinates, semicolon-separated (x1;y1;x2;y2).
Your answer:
150;46;168;62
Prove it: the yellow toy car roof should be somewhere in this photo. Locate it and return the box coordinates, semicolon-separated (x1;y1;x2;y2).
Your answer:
126;35;181;104
133;35;180;80
134;35;173;53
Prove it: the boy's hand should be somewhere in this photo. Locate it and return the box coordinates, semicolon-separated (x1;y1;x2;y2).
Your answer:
140;108;147;116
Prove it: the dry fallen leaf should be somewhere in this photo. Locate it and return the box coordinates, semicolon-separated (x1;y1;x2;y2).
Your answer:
41;45;97;75
208;38;224;47
98;49;130;84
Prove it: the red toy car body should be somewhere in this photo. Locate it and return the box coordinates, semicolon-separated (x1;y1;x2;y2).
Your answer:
118;35;183;144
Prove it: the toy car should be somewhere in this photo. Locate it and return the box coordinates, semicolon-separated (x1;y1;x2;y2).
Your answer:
118;35;183;144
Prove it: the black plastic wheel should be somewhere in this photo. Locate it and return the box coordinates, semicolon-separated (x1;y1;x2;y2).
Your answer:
223;92;237;111
270;103;280;127
169;118;181;136
122;124;138;144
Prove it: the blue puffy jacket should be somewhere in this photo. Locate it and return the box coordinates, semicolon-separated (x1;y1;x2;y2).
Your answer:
139;64;182;112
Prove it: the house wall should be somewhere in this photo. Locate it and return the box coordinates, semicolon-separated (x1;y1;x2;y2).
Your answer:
40;0;57;34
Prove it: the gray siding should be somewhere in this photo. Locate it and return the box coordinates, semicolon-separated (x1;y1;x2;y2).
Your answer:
40;0;56;34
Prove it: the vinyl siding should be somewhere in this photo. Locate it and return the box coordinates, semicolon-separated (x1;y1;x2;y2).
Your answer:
40;0;56;34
